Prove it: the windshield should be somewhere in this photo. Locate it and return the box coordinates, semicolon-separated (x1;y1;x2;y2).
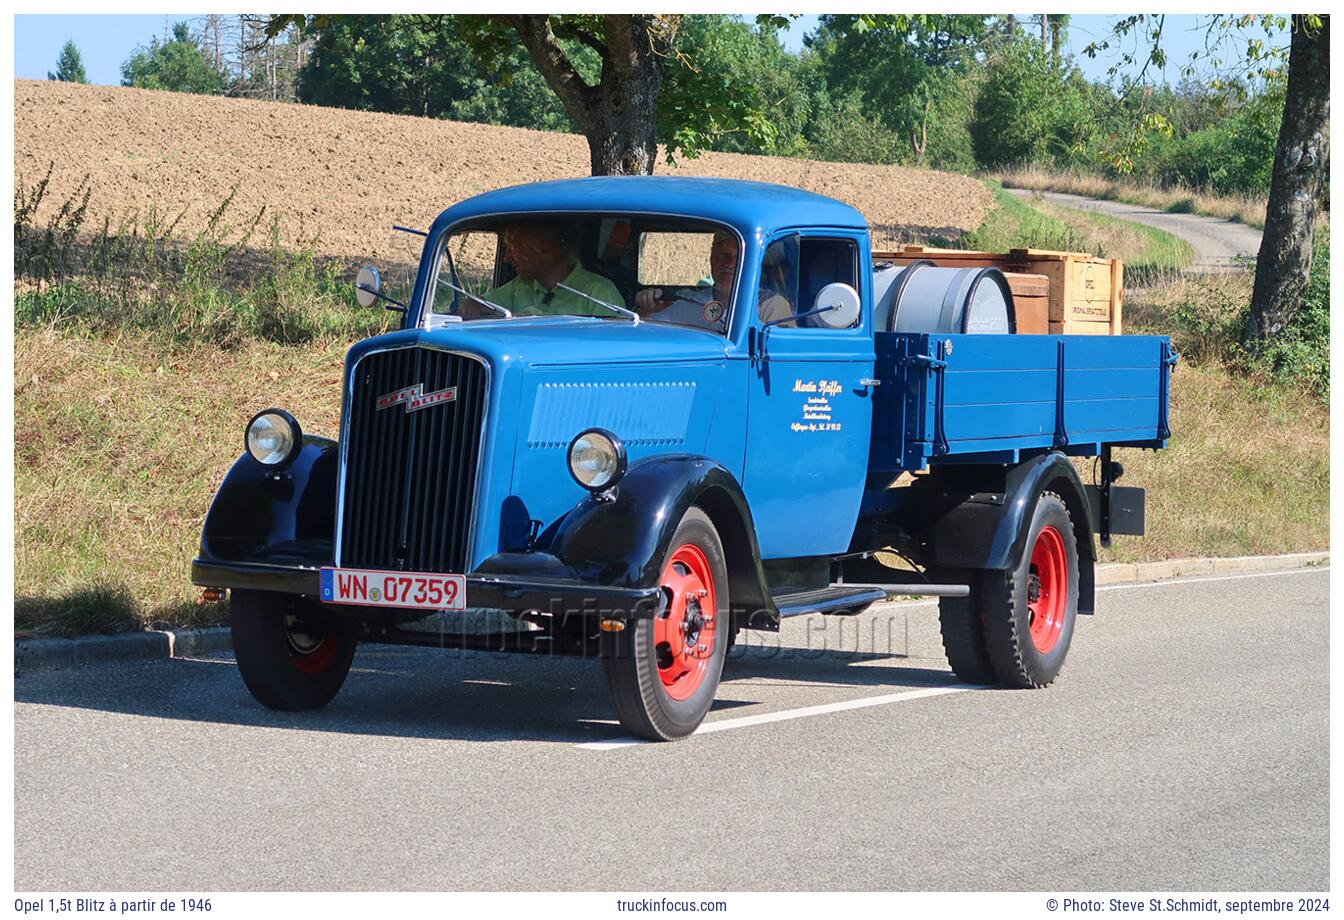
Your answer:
426;215;742;334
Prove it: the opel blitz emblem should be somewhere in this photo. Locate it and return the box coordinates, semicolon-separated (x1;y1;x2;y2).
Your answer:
375;383;458;413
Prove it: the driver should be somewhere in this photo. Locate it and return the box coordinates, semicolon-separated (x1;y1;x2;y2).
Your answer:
471;221;623;316
635;231;793;330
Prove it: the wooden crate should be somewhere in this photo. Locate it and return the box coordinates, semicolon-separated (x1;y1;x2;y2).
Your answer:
1004;272;1049;334
1050;320;1112;335
874;245;1125;335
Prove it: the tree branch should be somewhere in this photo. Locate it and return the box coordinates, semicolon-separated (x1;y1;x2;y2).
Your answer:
498;14;598;131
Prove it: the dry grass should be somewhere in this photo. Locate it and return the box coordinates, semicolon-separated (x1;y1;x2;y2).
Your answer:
1094;361;1328;563
994;165;1269;230
14;326;347;635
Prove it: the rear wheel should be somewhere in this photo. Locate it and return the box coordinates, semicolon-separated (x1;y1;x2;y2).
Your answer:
603;508;729;741
937;570;995;684
231;590;357;710
979;492;1079;687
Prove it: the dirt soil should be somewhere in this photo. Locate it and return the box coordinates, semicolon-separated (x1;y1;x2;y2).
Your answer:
15;79;989;263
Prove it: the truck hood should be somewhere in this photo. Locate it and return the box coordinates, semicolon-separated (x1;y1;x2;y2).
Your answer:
345;316;730;371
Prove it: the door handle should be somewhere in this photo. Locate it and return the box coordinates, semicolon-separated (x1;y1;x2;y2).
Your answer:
858;378;880;388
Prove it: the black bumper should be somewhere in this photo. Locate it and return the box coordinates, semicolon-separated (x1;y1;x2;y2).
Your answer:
191;557;664;619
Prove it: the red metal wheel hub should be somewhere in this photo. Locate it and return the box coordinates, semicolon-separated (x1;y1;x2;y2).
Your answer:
653;543;718;701
1027;524;1067;654
287;618;340;675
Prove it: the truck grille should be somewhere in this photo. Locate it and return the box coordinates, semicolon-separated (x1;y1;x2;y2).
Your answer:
338;346;487;574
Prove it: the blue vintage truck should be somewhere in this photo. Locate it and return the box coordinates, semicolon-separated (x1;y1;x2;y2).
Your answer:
193;177;1172;741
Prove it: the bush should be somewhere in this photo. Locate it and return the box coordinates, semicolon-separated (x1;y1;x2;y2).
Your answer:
970;40;1091;170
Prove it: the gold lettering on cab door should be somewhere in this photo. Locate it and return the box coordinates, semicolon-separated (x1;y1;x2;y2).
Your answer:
790;379;843;433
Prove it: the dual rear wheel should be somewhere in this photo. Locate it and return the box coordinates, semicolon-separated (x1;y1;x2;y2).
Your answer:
938;491;1080;688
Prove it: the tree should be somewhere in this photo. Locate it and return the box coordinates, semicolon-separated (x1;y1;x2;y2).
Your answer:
1085;14;1329;345
48;40;87;83
294;15;573;130
1247;15;1329;343
808;15;990;166
121;22;226;95
269;14;775;176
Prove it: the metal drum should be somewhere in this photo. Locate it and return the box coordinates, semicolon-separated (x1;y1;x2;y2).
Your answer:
873;260;1016;334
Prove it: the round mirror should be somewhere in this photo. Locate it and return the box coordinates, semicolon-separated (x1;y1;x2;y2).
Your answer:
354;264;382;308
812;282;861;329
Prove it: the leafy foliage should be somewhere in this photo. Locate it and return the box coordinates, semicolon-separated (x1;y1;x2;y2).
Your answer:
120;22;226;95
48;40;87;83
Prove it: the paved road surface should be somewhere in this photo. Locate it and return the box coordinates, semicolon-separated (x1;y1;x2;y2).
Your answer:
14;567;1328;891
1004;187;1263;272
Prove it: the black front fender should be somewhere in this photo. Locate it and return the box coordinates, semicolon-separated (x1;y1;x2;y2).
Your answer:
542;455;776;626
199;435;339;568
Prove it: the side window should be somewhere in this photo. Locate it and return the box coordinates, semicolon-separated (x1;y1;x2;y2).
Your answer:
798;238;859;328
759;236;800;327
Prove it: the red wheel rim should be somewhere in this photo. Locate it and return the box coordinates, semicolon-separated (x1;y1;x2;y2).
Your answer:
1027;525;1067;654
653;543;718;701
286;616;340;675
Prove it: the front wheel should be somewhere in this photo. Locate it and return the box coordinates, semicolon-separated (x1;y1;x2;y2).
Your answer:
231;590;357;710
979;491;1080;687
603;507;729;741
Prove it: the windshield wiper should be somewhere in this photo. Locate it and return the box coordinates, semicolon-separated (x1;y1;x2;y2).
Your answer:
437;275;513;319
553;283;641;325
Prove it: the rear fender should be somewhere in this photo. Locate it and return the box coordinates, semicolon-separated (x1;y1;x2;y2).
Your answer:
199;436;339;567
912;452;1098;614
546;455;777;630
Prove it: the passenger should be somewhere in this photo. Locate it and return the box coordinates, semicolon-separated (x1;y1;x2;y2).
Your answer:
636;231;793;330
469;221;624;317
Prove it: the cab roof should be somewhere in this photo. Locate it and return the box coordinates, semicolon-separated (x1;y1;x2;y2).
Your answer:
429;176;869;239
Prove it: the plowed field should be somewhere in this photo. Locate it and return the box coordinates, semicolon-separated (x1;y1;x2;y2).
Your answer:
15;79;989;263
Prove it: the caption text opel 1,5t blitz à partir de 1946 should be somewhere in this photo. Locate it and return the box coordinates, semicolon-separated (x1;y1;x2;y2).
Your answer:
193;177;1172;741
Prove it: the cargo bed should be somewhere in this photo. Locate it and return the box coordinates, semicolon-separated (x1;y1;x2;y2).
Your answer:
870;332;1176;473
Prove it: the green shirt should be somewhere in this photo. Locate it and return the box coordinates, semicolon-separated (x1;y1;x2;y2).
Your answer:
483;262;625;317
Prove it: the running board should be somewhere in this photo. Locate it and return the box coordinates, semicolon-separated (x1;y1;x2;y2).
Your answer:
773;582;970;618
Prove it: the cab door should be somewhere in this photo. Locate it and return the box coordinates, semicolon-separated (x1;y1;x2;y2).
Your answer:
742;231;876;559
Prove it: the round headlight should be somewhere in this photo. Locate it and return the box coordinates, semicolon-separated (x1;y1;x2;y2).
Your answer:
245;409;302;467
568;428;627;492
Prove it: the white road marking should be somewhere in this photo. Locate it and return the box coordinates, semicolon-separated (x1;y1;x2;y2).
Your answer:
577;684;978;750
579;566;1328;750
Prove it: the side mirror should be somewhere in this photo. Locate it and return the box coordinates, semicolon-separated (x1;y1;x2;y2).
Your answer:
354;264;382;309
811;282;861;329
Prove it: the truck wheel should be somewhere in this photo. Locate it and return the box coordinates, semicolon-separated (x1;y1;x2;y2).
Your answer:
231;589;357;711
980;492;1079;688
936;570;995;684
603;507;729;741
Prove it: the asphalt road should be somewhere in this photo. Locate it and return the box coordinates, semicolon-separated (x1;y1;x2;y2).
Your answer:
14;567;1328;892
1004;187;1264;272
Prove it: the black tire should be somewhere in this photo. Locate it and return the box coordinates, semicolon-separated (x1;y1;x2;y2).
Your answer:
231;589;357;710
603;507;729;741
937;571;996;684
979;492;1079;688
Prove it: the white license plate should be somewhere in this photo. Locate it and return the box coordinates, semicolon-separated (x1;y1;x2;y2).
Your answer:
319;567;466;611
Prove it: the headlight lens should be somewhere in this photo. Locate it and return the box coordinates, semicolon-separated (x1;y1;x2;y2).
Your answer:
245;409;302;466
568;428;626;491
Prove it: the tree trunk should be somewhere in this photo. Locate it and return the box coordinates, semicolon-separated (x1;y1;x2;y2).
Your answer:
505;14;676;176
1040;14;1048;47
1247;14;1330;344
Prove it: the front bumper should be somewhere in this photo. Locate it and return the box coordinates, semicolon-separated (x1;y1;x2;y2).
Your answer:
191;557;663;619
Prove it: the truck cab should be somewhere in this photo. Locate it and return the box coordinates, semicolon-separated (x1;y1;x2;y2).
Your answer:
194;177;1171;741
